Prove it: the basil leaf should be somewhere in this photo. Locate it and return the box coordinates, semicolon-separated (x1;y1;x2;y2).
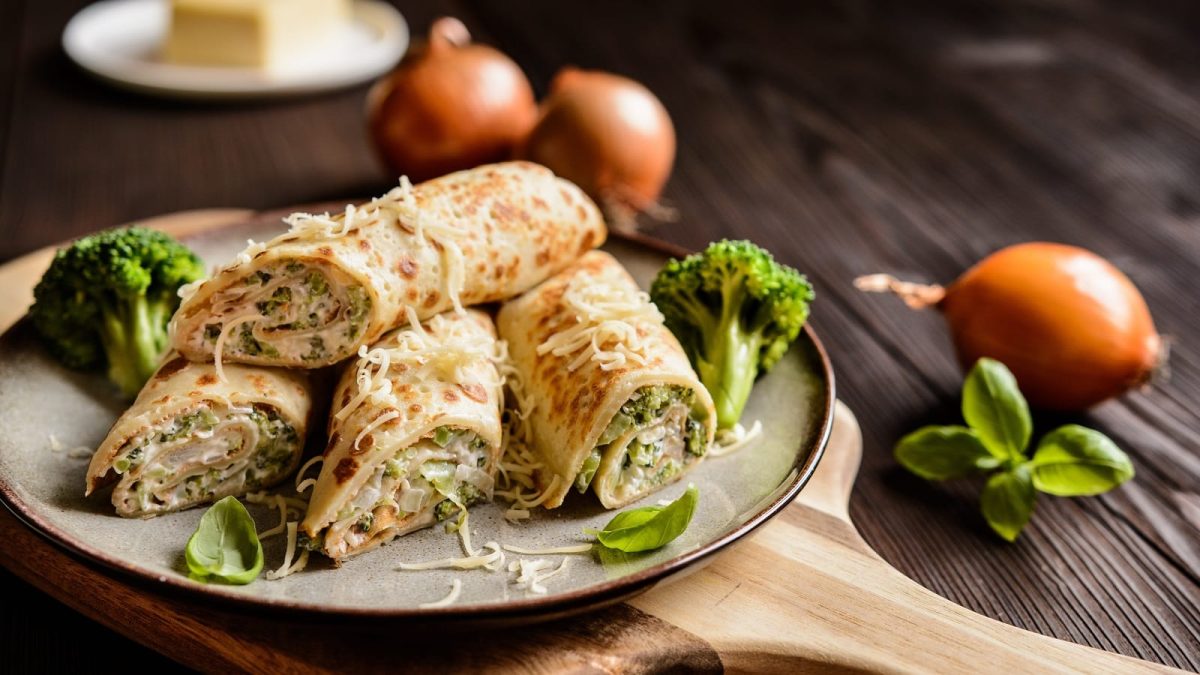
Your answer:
593;484;698;552
980;465;1035;542
962;358;1031;461
185;496;263;584
1030;425;1134;496
895;425;1000;480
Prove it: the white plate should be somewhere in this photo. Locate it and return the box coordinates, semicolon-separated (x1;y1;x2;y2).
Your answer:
62;0;408;100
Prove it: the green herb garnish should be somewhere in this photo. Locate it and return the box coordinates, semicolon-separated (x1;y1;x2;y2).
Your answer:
589;484;698;552
895;358;1134;542
184;496;264;584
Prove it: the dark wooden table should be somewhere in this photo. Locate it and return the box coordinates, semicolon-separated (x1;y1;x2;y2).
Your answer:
3;0;1199;671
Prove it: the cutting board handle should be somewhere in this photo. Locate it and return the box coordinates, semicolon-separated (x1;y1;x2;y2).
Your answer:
629;402;1175;673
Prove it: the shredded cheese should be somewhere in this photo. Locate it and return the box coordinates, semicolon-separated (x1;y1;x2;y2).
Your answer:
246;490;308;513
334;345;394;422
333;312;503;437
504;508;530;523
456;511;476;556
177;278;205;302
266;521;300;578
256;494;290;540
419;579;463;609
536;276;663;372
47;434;92;458
213;314;262;383
501;543;593;555
510;557;570;595
294;455;324;491
353;410;400;451
711;420;764;457
397;542;505;571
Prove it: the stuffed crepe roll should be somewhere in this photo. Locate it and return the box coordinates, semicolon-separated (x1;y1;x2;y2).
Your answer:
85;354;313;518
170;162;605;369
302;309;504;560
497;251;716;510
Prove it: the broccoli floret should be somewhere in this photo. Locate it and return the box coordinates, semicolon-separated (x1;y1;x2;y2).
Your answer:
30;227;205;399
650;240;814;429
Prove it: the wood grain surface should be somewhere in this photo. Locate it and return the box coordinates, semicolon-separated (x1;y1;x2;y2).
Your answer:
1;0;1199;671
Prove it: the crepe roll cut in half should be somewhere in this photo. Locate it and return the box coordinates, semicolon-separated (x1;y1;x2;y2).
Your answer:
303;309;504;561
171;161;606;369
497;251;717;510
85;355;313;518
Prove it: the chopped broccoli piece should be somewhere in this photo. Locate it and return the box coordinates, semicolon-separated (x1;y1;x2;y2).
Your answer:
238;324;279;357
650;240;814;429
457;483;485;507
255;286;292;317
627;439;658;467
432;426;456;447
345;286;371;338
620;385;683;425
433;499;457;522
384;458;405;479
575;448;603;493
301;336;326;362
598;412;634;445
304;271;327;296
685;417;706;457
30;227;205;398
356;512;374;533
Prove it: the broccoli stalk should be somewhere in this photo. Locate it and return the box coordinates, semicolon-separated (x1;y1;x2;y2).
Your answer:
31;227;205;399
650;240;814;429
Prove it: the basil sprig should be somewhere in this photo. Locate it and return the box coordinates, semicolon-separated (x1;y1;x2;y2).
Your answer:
590;484;698;552
184;496;264;584
896;358;1134;542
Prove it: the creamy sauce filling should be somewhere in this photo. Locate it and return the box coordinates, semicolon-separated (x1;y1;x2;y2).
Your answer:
111;403;298;516
324;428;493;558
195;260;371;363
609;402;696;503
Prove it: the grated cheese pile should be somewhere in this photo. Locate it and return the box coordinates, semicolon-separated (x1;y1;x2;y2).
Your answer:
332;311;504;448
536;276;664;372
372;176;468;313
509;557;570;595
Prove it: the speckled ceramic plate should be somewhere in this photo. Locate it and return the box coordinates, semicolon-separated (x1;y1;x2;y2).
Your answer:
0;214;833;622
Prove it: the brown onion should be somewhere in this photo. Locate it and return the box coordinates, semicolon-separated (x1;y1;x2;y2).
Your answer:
856;242;1163;411
367;17;537;183
519;67;675;225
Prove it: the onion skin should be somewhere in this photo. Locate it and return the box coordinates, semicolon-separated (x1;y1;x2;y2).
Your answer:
367;17;537;183
519;68;676;216
939;243;1160;411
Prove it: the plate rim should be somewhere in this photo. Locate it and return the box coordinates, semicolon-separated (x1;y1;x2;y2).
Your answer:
61;0;409;100
0;215;835;622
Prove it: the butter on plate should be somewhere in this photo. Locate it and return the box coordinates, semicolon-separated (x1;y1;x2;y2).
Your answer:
164;0;350;70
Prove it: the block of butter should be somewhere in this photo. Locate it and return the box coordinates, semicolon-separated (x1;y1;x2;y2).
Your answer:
164;0;350;70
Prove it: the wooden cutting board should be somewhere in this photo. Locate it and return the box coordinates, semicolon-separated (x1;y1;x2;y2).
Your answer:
0;210;1175;673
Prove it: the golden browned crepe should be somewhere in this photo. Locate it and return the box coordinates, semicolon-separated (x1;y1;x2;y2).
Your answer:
170;162;605;369
302;310;503;560
85;354;313;518
497;251;716;509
